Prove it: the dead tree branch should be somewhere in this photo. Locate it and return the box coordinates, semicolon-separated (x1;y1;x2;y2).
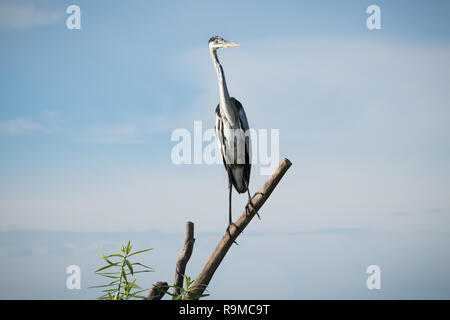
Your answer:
146;281;168;300
186;158;292;299
172;221;195;297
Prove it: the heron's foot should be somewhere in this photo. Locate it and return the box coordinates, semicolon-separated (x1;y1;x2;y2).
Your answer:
226;223;239;245
254;192;265;198
245;199;261;220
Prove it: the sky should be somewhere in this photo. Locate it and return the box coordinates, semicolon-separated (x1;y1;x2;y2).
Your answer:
0;0;450;299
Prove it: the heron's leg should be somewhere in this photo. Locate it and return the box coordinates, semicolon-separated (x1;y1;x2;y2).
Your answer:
227;172;239;245
226;225;239;245
244;181;261;220
228;178;232;225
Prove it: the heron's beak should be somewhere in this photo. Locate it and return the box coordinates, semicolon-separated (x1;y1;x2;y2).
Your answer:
224;41;240;48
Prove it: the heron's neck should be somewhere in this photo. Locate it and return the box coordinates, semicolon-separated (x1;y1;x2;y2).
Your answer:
210;49;236;123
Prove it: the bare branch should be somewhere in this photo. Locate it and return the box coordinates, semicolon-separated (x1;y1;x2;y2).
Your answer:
186;158;292;299
172;221;195;298
146;281;168;300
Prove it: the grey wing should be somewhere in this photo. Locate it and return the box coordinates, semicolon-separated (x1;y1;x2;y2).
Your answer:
231;97;252;185
214;105;227;171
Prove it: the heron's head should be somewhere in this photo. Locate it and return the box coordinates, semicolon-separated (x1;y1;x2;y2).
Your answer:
208;36;240;51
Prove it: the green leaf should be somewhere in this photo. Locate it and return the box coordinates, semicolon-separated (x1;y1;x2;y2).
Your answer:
134;270;155;274
105;254;123;258
92;241;159;300
95;262;120;273
121;268;128;283
131;262;153;270
99;248;114;265
96;275;120;279
125;259;134;275
102;288;119;293
89;282;118;289
130;282;141;289
127;248;153;257
95;271;120;275
183;275;192;288
130;288;148;295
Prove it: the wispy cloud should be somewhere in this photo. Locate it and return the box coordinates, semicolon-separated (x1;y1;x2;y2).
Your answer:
0;110;63;137
79;123;143;144
427;208;448;215
0;117;42;136
0;110;172;143
390;211;411;217
0;3;62;29
76;115;173;144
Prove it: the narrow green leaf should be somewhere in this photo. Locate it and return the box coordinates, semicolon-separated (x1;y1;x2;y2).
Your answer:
121;268;128;283
95;262;120;273
99;248;114;265
131;262;153;270
105;254;123;258
132;270;153;274
131;282;141;289
125;259;134;275
129;288;148;295
89;283;118;289
127;248;153;257
96;274;120;279
102;288;119;293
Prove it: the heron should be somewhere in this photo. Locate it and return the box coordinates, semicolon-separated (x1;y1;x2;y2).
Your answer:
209;36;260;242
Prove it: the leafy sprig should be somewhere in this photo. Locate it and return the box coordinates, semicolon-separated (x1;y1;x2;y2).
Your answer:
160;275;210;300
90;241;153;300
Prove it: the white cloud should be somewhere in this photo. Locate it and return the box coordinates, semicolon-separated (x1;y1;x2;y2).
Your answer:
79;123;142;144
0;3;62;29
76;115;173;144
0;117;42;136
0;110;173;143
0;110;63;137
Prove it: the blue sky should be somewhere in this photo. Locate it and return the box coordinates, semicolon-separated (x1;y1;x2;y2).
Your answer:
1;0;450;299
